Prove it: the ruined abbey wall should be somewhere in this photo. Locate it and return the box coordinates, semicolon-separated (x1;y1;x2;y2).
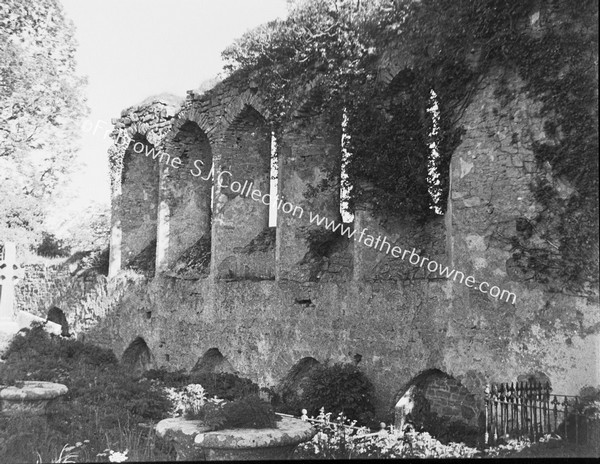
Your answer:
15;4;598;422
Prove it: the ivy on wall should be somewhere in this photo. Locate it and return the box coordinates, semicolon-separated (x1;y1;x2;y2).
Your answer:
221;0;597;289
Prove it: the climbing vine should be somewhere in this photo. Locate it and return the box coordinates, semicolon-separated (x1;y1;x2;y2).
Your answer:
222;0;598;289
506;24;599;292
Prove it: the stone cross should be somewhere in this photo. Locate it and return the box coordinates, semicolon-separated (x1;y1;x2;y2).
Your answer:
0;242;24;330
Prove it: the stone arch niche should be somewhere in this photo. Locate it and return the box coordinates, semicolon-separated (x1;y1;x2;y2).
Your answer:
351;69;447;282
191;348;236;375
119;135;160;275
46;306;69;337
277;357;321;414
276;99;344;282
212;104;275;280
121;336;153;375
393;369;480;436
156;121;213;276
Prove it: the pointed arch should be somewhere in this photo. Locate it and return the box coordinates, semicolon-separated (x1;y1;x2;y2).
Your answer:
122;337;153;374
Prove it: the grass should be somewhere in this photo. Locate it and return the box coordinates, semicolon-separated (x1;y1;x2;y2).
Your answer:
1;324;596;461
0;324;175;463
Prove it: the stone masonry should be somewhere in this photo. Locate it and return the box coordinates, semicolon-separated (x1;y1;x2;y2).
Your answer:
14;4;599;422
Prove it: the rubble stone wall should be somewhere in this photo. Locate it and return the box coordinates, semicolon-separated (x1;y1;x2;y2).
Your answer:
13;5;598;424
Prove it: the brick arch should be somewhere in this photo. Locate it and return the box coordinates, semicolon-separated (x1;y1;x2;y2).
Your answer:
393;369;480;432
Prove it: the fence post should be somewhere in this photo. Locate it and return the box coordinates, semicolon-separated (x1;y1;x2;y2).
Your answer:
508;382;516;436
515;382;521;435
574;396;580;445
563;397;570;441
483;381;590;449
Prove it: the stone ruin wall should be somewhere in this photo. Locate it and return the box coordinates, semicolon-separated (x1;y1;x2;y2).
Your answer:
14;5;599;422
443;66;599;398
13;262;132;337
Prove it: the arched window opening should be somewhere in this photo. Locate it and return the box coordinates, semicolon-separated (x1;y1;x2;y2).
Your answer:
340;108;354;223
121;136;159;274
269;131;278;227
427;89;443;215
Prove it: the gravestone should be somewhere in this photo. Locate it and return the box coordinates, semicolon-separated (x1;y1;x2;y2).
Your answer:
0;242;23;336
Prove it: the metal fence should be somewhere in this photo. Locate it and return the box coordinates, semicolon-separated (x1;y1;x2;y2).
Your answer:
484;382;600;450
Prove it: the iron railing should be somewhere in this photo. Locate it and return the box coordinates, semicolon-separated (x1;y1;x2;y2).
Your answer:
484;382;599;450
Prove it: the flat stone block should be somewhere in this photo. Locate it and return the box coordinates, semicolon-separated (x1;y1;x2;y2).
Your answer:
0;381;68;417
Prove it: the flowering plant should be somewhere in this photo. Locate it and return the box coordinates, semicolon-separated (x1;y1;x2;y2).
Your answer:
164;383;277;430
294;408;480;459
164;383;222;417
97;449;128;463
186;393;279;431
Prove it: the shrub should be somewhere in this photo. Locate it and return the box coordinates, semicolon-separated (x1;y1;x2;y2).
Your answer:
0;363;22;386
35;232;71;258
0;323;174;462
188;372;260;401
300;362;376;426
0;323;118;382
416;411;480;448
144;368;190;387
187;394;280;431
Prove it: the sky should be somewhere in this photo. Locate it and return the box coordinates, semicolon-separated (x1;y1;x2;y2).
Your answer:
60;0;289;205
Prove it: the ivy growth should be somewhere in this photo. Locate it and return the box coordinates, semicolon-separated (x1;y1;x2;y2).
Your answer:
222;0;598;289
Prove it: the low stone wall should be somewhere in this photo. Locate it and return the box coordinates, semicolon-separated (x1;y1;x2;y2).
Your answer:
80;270;598;421
14;262;128;337
84;275;451;418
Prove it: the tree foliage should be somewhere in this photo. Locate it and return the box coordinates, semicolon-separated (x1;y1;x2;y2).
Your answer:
0;0;88;252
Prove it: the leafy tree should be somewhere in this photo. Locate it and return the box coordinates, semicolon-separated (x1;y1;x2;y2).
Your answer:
0;0;88;253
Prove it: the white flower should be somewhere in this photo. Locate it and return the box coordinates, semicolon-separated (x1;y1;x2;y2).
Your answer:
108;449;128;463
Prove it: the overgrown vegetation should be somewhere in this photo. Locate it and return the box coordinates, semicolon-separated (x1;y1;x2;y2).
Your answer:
66;248;110;277
35;232;72;258
187;394;280;431
1;327;596;460
0;324;174;462
504;12;599;292
293;410;481;459
278;362;377;427
223;0;598;290
144;369;261;401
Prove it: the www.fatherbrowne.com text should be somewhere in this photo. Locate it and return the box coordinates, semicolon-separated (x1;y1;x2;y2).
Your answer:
128;138;517;304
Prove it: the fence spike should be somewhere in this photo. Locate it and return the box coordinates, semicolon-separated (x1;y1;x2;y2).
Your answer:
484;382;590;450
574;396;580;445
